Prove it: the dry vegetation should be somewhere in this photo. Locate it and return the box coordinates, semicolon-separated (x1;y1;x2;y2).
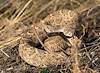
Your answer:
0;0;100;73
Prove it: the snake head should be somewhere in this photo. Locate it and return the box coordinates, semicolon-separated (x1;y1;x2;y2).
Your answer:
41;9;78;37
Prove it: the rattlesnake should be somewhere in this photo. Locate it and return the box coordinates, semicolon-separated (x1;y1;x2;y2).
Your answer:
18;9;81;67
0;9;81;68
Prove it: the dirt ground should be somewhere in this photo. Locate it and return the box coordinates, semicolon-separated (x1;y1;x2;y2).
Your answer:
0;0;100;73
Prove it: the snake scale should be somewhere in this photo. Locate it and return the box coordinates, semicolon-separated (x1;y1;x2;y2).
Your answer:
0;9;81;68
18;9;82;67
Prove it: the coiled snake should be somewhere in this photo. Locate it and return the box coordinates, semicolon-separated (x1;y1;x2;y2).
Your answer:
18;9;82;67
0;9;81;68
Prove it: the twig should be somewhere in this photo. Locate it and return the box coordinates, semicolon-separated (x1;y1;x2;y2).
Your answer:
0;37;21;49
32;24;44;47
71;46;81;73
10;0;33;25
0;49;10;57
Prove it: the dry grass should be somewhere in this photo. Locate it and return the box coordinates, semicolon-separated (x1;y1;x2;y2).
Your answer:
0;0;100;73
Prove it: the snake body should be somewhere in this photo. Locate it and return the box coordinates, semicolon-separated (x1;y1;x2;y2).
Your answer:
18;9;80;67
